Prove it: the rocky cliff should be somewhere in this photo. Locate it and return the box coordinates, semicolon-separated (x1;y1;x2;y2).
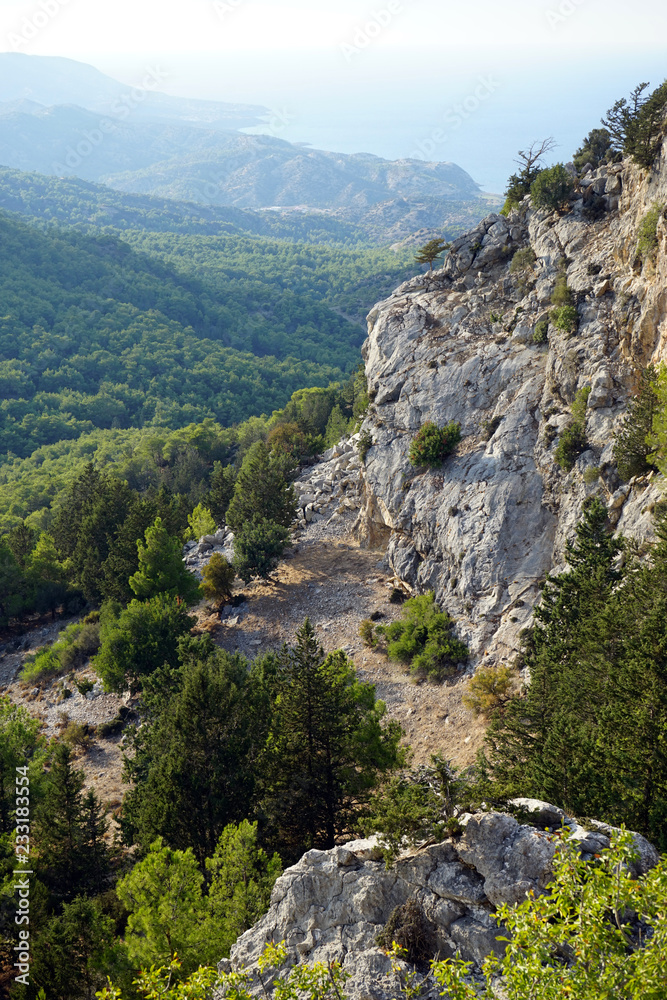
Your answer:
229;803;658;997
356;146;667;665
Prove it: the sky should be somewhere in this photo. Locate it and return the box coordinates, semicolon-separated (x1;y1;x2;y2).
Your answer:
0;0;665;191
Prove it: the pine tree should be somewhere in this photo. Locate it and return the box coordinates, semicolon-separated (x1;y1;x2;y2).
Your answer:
414;238;451;271
613;365;659;481
225;442;297;532
207;463;237;526
485;498;623;811
260;620;403;861
27;897;115;1000
233;520;291;583
129;517;201;604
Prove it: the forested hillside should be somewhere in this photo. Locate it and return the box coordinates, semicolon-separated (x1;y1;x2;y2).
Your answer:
0;207;412;461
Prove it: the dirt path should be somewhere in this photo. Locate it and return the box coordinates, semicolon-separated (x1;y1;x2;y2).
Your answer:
199;511;486;772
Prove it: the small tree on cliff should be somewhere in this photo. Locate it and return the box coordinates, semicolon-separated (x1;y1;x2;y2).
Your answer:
415;238;451;271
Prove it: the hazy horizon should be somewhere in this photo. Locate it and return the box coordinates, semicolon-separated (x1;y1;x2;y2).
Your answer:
0;0;665;191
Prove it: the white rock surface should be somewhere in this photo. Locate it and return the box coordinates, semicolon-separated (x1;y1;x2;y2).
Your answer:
355;149;667;665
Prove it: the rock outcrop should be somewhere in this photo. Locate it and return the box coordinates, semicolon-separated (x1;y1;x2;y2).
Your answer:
355;147;667;665
229;805;659;998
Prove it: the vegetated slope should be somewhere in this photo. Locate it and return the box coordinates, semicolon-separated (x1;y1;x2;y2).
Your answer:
0;166;371;244
0;208;399;458
0;52;266;128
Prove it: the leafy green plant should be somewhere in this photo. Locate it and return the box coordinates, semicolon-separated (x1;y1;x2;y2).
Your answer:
555;387;591;471
21;620;101;683
573;128;613;171
409;421;461;468
462;665;517;718
186;503;217;541
376;592;469;681
431;830;667;1000
636;204;663;262
583;466;602;485
533;319;549;344
531;164;575;211
359;619;378;648
200;553;235;604
551;305;579;333
509;247;537;294
414;238;451;271
232;520;290;583
551;270;573;307
500;138;556;214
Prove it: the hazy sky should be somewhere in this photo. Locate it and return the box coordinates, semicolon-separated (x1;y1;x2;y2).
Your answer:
0;0;665;191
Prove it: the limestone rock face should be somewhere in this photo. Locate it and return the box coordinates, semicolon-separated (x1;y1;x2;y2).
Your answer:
228;808;658;999
356;149;667;665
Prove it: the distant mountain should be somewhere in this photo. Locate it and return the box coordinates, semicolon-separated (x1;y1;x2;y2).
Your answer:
0;52;266;129
0;54;495;243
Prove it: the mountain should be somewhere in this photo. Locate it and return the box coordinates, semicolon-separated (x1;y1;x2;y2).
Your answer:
0;52;266;129
0;55;495;243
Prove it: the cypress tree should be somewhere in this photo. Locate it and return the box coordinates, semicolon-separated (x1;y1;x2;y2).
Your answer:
225;442;297;532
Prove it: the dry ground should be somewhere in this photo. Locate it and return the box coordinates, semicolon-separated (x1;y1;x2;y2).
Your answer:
0;513;487;829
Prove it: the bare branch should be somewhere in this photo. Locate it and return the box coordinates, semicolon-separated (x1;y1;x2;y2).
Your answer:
515;138;557;172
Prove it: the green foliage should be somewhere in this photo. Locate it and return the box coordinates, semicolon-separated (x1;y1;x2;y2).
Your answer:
357;431;373;463
206;820;282;958
551;270;573;307
129;517;201;604
501;138;557;214
509;247;537;294
551;304;578;333
259;619;404;861
121;641;268;865
117;837;209;977
573;128;614;171
533;319;549;344
359;619;378;648
21;620;100;683
603;80;667;168
480;498;667;847
614;365;659;480
226;442;298;533
0;697;46;836
34;742;112;903
555;387;591;471
207;463;237;527
414;239;451;271
232;520;291;583
186;504;217;541
531;164;575;211
636;203;664;262
377;592;469;682
22;895;117;1000
409;421;461;468
200;553;236;605
432;831;667;1000
462;665;517;718
363;756;462;865
93;595;196;694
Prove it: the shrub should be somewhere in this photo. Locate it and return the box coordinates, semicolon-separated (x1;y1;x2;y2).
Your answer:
531;164;575;211
555;387;591;471
573;127;613;171
509;247;537;293
533;319;549;344
482;416;502;441
636;204;663;262
583;466;602;485
551;305;579;333
376;899;436;968
186;503;217;541
21;620;101;683
377;592;469;682
359;620;378;648
462;665;516;718
357;431;373;463
551;271;573;307
232;520;290;584
200;553;235;605
409;421;461;468
62;721;95;751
